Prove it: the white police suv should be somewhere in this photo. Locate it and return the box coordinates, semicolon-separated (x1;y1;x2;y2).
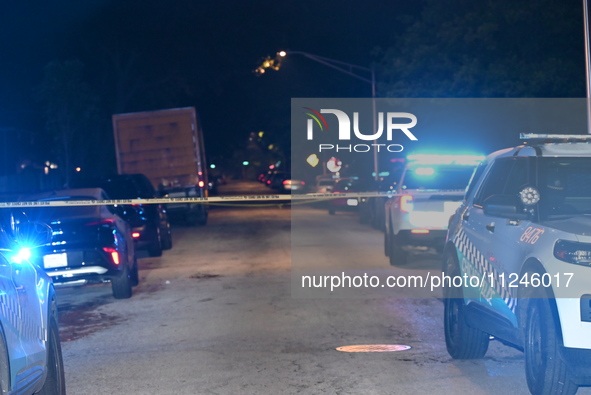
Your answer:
384;154;482;265
0;212;65;394
443;134;591;394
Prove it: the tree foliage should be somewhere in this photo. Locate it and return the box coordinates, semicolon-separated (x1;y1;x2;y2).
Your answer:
376;0;586;97
36;59;100;186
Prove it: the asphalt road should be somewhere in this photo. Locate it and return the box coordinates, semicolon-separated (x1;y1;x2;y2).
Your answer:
55;181;589;394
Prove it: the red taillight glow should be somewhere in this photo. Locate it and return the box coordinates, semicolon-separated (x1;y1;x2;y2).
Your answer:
102;247;120;265
282;180;289;185
132;232;141;238
266;180;271;184
400;195;414;212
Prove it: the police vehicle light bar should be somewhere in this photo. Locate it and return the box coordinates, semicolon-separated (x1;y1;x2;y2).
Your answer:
520;133;591;142
406;154;485;166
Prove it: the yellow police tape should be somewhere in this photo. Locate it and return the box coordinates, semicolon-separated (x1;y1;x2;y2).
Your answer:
0;191;464;208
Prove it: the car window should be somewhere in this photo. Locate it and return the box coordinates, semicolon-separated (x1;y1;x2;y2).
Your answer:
464;161;487;200
537;157;591;217
473;157;529;206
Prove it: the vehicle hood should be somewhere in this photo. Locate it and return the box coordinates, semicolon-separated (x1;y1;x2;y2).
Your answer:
541;214;591;237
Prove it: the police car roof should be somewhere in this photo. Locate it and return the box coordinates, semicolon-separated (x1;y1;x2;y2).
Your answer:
487;134;591;160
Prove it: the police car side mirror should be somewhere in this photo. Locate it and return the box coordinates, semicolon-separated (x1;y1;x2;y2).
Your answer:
483;194;529;220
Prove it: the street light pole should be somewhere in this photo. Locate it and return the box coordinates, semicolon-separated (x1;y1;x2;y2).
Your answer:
584;0;591;134
258;51;380;180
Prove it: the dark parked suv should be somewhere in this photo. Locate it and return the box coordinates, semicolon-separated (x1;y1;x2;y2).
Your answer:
72;174;172;257
22;188;137;299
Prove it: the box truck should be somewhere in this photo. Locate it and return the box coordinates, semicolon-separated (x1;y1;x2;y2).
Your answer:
112;107;208;225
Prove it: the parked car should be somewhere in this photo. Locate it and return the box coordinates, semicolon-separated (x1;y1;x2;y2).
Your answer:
72;173;172;257
268;172;307;193
21;188;138;299
0;210;65;394
443;134;591;393
384;154;481;265
311;176;339;194
328;178;361;215
358;167;404;231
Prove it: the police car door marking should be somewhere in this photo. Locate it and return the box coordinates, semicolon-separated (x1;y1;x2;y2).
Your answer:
453;228;516;311
520;226;545;245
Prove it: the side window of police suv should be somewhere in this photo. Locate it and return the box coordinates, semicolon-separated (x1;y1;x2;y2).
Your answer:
473;157;530;211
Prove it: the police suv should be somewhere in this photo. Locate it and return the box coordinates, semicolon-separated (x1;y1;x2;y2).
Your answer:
0;212;65;394
444;134;591;394
384;154;482;265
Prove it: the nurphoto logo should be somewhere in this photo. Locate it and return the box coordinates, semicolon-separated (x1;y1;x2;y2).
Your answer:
304;107;418;153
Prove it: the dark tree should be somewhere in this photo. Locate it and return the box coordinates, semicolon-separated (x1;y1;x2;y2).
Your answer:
36;59;100;186
376;0;586;98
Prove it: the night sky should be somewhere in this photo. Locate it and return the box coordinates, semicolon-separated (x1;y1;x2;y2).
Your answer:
0;1;586;180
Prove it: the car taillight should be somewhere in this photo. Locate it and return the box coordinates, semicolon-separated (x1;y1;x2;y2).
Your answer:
132;232;141;238
85;219;116;226
102;247;120;265
282;180;289;185
400;195;414;212
301;181;306;185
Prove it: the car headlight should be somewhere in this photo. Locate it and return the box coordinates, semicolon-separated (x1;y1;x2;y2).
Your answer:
554;240;591;266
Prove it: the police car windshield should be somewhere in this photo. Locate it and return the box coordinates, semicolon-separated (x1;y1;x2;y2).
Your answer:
538;157;591;217
402;165;474;191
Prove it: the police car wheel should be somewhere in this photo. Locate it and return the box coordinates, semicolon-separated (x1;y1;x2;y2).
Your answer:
524;296;578;395
443;254;489;359
388;233;408;266
112;264;133;299
38;307;66;395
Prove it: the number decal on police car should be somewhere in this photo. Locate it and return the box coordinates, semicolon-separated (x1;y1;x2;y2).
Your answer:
519;226;545;245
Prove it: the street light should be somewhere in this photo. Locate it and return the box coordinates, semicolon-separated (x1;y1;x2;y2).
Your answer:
256;50;380;180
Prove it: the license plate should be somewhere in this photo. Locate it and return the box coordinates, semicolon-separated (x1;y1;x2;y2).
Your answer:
43;253;68;269
347;199;359;206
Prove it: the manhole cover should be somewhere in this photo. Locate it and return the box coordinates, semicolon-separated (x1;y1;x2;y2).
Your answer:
336;344;412;352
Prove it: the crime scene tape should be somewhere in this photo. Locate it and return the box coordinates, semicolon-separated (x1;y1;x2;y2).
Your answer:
0;191;465;208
